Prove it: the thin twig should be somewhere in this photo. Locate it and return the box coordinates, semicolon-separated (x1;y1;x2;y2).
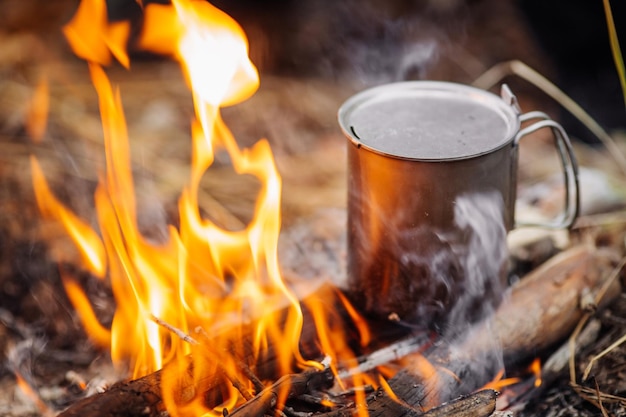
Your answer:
569;257;626;384
225;339;266;394
572;384;626;406
595;379;611;417
592;257;626;311
472;60;626;176
149;315;255;401
337;333;430;379
602;0;626;107
150;314;200;345
196;329;265;395
583;333;626;381
568;315;590;385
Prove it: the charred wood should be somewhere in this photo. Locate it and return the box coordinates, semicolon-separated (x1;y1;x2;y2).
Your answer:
56;369;165;417
319;245;621;416
422;389;497;417
227;366;334;417
416;245;621;405
57;245;620;417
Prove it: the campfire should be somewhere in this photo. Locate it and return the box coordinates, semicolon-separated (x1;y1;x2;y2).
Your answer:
2;0;626;416
32;0;399;415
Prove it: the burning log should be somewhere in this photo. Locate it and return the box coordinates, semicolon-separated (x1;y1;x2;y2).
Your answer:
57;244;620;417
393;244;621;408
227;365;334;417
421;389;497;417
56;357;223;417
307;244;621;416
313;375;497;417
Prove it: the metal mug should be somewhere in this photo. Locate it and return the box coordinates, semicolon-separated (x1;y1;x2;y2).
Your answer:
338;81;579;331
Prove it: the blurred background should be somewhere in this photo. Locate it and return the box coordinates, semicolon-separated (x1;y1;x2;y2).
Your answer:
2;0;624;137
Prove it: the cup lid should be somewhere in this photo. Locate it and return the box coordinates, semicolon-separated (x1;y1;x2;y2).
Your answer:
338;81;520;161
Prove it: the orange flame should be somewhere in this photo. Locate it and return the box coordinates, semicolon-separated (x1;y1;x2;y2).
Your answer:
482;358;542;393
31;157;107;278
30;0;357;415
530;358;542;388
482;368;521;392
62;0;130;67
28;0;387;415
15;372;52;417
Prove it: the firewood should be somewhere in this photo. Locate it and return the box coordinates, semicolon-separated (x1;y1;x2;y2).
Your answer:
57;245;620;417
422;389;497;417
56;357;224;417
476;244;619;363
317;375;496;417
56;369;165;417
415;244;621;406
227;365;334;417
55;285;351;417
321;245;621;416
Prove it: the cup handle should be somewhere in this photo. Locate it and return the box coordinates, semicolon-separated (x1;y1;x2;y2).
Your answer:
514;111;580;229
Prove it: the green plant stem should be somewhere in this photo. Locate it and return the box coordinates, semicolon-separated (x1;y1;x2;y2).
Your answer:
603;0;626;109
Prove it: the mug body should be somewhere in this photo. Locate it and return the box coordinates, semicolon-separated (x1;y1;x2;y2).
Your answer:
339;81;520;329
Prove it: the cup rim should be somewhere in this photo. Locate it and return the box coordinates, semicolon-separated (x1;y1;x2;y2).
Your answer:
338;81;521;161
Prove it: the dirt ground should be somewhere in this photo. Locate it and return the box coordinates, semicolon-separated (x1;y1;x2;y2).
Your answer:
1;1;626;416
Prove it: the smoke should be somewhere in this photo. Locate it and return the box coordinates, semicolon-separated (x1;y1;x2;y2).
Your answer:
347;189;508;338
433;192;514;400
344;189;510;401
400;191;509;403
443;191;508;337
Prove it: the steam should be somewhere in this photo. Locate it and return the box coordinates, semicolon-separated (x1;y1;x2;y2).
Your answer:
280;193;510;399
401;190;508;336
283;1;445;84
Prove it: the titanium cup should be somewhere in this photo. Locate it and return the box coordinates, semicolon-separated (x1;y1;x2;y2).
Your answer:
338;81;579;330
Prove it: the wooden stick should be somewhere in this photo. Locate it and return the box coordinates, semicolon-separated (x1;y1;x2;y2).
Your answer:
315;377;497;417
337;332;432;379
